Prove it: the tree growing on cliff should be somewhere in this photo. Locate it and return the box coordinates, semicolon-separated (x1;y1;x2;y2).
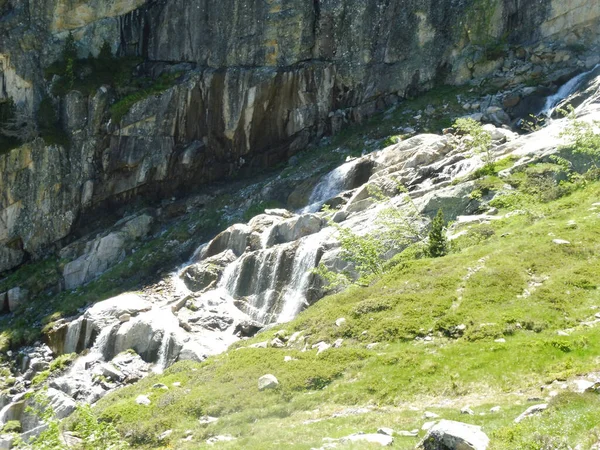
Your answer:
62;32;77;89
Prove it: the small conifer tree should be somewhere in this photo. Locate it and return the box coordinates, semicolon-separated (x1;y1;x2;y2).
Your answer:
428;209;448;257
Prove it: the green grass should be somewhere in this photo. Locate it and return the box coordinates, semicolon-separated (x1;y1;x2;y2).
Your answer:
85;181;600;449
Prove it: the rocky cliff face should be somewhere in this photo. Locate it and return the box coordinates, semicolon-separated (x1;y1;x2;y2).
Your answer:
0;0;599;273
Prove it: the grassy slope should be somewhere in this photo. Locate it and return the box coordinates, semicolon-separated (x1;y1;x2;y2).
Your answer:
92;180;600;449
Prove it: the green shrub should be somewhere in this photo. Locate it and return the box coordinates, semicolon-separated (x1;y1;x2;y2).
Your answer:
427;209;448;258
1;420;21;434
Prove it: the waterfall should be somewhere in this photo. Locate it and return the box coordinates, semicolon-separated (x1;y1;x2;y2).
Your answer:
300;159;360;213
277;236;323;322
540;64;600;117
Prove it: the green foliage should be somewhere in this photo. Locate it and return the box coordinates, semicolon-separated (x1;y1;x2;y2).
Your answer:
22;391;128;450
0;99;22;153
109;71;183;123
453;117;494;169
427;209;448;257
560;115;600;168
62;32;78;63
1;420;21;434
37;96;69;147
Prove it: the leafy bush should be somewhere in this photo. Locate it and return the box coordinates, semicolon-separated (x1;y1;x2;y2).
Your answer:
453;117;493;169
1;420;21;434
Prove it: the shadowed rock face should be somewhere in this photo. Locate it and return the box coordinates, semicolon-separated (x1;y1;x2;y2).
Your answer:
0;0;598;273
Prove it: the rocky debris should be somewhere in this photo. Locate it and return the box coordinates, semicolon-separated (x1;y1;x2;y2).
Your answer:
258;374;279;391
158;430;173;441
377;427;394;436
99;364;124;382
135;395;151;406
312;342;331;355
335;318;346;327
206;435;236;445
199;416;219;425
514;404;548;423
341;433;393;446
552;239;571;245
233;320;263;338
418;420;489;450
424;411;440;419
461;406;475;415
490;406;501;413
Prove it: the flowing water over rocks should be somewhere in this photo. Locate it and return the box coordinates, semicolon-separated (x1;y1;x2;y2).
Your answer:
3;69;600;444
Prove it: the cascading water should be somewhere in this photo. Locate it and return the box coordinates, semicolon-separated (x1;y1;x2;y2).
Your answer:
539;64;600;117
300;159;360;213
277;234;325;322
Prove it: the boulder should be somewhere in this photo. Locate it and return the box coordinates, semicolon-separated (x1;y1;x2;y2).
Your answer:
258;374;279;391
136;395;151;406
180;250;237;292
6;287;27;312
265;214;324;246
45;388;76;420
233;320;263;337
178;341;208;363
514;404;547;423
0;434;15;450
202;224;251;258
418;420;489;450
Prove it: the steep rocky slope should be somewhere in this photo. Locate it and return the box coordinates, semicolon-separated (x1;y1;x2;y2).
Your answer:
0;0;599;274
0;62;599;448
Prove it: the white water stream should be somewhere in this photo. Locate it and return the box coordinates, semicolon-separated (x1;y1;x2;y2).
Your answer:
539;64;600;117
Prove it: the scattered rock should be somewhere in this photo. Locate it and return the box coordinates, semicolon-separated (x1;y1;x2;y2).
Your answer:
258;374;279;391
461;406;475;415
158;430;172;441
333;339;344;348
335;318;347;327
206;435;236;445
377;427;394;436
418;420;489;450
366;343;379;350
270;338;286;348
312;342;331;355
514;404;548;423
490;406;501;413
152;383;168;390
341;433;393;446
424;411;440;419
396;430;419;437
136;395;151;406
199;416;219;425
552;239;570;245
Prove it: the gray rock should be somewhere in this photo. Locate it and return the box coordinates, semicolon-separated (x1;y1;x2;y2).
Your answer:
258;374;279;391
136;395;151;406
6;288;28;312
418;420;489;450
342;433;393;446
100;364;125;382
0;434;15;450
514;404;548;423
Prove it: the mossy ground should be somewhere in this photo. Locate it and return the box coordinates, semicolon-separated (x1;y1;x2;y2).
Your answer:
88;179;600;449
